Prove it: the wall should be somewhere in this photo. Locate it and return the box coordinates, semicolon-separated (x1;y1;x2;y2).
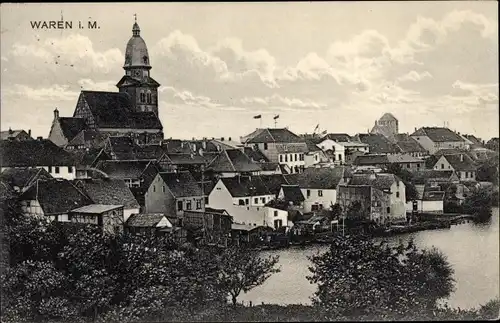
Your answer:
278;152;305;173
144;174;176;215
102;208;124;234
389;181;406;220
1;166;76;180
458;170;476;181
233;194;275;207
20;199;44;216
124;208;140;222
264;207;288;229
433;156;453;171
301;188;337;213
48;119;69;147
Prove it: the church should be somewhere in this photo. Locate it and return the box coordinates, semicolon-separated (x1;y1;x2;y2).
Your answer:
48;18;164;148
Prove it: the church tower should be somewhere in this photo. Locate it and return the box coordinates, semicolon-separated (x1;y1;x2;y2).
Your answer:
117;16;160;116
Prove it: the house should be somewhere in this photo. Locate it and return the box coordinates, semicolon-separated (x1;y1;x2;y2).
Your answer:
412;170;460;186
206;148;262;177
433;154;477;182
316;136;369;165
353;153;425;171
19;178;93;222
263;199;298;230
144;171;204;222
462;134;485;149
241;128;308;173
124;213;174;235
395;133;428;158
0;138;77;180
304;138;328;167
346;172;407;221
370;113;399;142
410;127;468;154
73;178;141;222
285;167;346;213
69;204;124;234
48;110;90;147
405;185;445;214
0;168;52;193
182;208;233;245
231;223;273;244
353;133;401;155
322;133;352;143
1;129;32;141
337;184;391;225
65;129;107;150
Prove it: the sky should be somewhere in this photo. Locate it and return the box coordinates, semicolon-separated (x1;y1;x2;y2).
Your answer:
1;2;498;141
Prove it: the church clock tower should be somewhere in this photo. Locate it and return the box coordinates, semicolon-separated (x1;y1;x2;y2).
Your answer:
117;17;160;116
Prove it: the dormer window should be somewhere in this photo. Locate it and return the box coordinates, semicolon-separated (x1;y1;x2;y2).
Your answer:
143;56;148;64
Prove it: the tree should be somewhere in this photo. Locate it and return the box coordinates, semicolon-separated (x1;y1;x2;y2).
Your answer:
463;187;493;223
384;164;418;201
425;155;439;169
307;235;455;320
345;201;364;222
330;203;342;220
216;246;280;305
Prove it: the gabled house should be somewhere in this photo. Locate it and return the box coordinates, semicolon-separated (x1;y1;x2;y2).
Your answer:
346;172;406;220
316;136;369;165
410;127;468;154
206;148;262;177
1;128;32;141
68;148;110;179
285;167;346;213
19;178;93;222
433;153;477;182
405;185;445;214
144;171;205;222
48;109;90;147
257;162;282;175
0;137;77;180
304;138;328;167
73;178;141;222
0;168;53;193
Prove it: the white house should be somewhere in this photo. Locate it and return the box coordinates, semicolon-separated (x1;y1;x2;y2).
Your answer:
0;137;77;180
406;185;444;214
317;138;369;165
410;127;469;154
433;154;477;182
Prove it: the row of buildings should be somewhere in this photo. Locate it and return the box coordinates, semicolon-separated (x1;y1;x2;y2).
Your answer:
1;19;498;244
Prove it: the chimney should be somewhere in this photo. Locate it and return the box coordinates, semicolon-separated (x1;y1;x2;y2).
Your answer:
8;127;13;135
460;154;463;162
202;139;207;150
37;136;43;141
54;108;59;119
28;129;32;138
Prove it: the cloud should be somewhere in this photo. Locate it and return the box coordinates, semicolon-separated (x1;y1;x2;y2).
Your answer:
78;79;116;91
240;94;327;110
3;84;78;101
397;70;433;82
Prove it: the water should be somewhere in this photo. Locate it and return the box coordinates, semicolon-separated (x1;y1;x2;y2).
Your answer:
240;207;499;310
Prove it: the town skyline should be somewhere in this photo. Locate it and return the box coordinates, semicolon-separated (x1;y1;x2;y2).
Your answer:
1;2;498;141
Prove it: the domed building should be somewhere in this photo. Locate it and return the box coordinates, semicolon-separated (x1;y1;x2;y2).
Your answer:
49;18;163;148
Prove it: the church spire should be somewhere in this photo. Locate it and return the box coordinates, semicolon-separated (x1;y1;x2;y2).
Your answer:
132;14;140;37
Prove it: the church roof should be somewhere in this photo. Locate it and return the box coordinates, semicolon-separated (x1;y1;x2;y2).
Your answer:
116;75;160;88
124;21;150;68
379;113;398;122
79;91;162;130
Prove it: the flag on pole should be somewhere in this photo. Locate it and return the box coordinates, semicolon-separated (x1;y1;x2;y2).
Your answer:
273;115;279;120
314;124;319;132
253;115;262;119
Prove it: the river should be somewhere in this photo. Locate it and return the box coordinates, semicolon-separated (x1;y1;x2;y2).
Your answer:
240;207;499;310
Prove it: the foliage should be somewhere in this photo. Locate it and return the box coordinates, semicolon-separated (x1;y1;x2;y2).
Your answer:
476;156;499;185
215;246;280;305
330;203;342;219
425;155;439;169
463;187;493;223
345;201;364;222
307;235;456;320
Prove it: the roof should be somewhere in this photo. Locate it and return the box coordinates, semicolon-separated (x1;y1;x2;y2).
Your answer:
258;162;280;171
356;133;401;154
95;160;156;179
67;129;106;147
275;143;309;153
0;130;29;140
219;174;289;198
0;168;53;192
354;154;389;166
395;134;427;153
386;154;423;163
71;204;122;214
126;213;171;227
412;170;456;184
0;139;76;167
440;154;476;171
231;223;271;231
205;207;229;215
68;148;109;167
210;139;242;150
73;178;140;209
243;128;304;144
280;185;305;203
422;191;445;201
20;179;93;215
304;138;322;151
208;149;261;173
78;91;162;130
322;133;351;142
379;113;398;122
243;147;269;162
285;167;345;189
58;117;88;142
165;153;209;165
159;171;202;198
348;173;401;191
411;127;465;142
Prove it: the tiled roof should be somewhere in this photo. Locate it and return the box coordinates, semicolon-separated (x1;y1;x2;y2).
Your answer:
354;154;389;166
422;191;445;201
386;154;423;163
126;213;169;227
412;170;456;184
348;173;401;191
20;179;93;215
220;174;289;198
205;207;229;215
244;128;304;144
159;171;202;198
58;117;88;142
0;168;52;192
395;134;427;153
258;162;280;171
356;133;401;154
105;136;140;160
0;139;75;167
243;147;269;162
68;148;109;167
322;133;351;142
280;185;305;203
411;127;464;142
165;153;208;165
275;143;309;153
210;139;242;151
95;160;155;179
0;181;16;201
379;113;398;122
0;130;29;140
304;139;321;152
208;149;261;173
441;154;476;171
258;174;290;195
71;204;122;214
79;91;162;130
67;130;106;147
286;167;345;189
73;178;140;209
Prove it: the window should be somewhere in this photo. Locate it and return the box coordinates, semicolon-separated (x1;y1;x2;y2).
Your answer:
143;56;149;64
274;219;283;228
55;167;60;174
274;211;278;217
285;155;288;162
239;199;245;206
140;92;145;103
417;163;421;168
280;155;283;163
387;207;391;213
465;172;468;178
26;200;31;207
264;143;268;150
186;201;192;210
196;200;202;210
318;190;323;197
407;164;411;168
153;185;156;192
307;189;311;198
254;198;258;204
205;196;209;204
68;166;73;173
311;204;319;211
396;192;400;198
245;199;249;205
162;186;165;193
261;197;266;203
177;201;183;211
295;154;298;161
441;163;444;169
48;166;52;173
